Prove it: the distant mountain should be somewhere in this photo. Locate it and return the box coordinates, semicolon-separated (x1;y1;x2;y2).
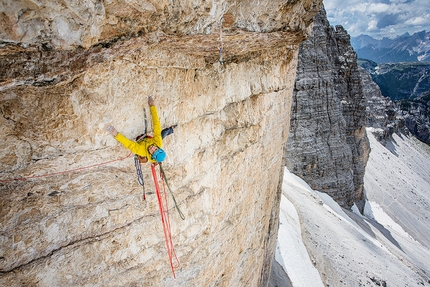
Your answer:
359;60;430;143
398;92;430;144
351;31;430;63
358;60;430;100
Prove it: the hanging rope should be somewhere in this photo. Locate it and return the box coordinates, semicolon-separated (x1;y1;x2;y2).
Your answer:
151;163;180;278
0;152;132;183
218;15;226;73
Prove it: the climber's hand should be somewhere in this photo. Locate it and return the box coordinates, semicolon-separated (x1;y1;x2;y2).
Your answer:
148;96;155;106
107;125;118;136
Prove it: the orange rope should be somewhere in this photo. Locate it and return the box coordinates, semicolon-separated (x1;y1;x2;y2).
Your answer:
151;163;180;278
0;152;132;183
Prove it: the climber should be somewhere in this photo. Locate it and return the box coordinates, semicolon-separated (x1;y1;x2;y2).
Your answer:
107;96;174;163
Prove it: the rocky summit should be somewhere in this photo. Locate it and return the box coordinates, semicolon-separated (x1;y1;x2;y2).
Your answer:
0;1;322;286
285;7;370;212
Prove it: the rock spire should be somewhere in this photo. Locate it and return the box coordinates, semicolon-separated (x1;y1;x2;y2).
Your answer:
285;6;370;211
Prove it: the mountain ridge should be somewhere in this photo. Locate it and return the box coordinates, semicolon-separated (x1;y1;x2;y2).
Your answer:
358;60;430;144
351;30;430;63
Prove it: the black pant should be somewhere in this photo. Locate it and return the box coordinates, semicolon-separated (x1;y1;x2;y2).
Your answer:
161;127;174;139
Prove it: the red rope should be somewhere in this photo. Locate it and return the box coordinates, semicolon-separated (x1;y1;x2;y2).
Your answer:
0;152;132;183
151;163;180;278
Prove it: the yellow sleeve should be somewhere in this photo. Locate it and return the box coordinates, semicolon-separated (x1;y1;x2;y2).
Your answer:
115;133;148;156
150;105;163;148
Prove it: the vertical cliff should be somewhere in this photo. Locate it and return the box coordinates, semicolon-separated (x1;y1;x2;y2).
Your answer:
0;0;322;286
359;67;405;141
285;7;370;211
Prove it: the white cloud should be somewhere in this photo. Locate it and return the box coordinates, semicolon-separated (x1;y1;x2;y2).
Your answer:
323;0;430;38
366;3;390;13
405;15;429;26
351;3;368;13
367;20;379;32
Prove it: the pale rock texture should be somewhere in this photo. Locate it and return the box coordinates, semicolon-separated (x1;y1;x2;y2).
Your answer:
1;0;319;49
0;0;323;286
285;7;370;211
360;66;428;144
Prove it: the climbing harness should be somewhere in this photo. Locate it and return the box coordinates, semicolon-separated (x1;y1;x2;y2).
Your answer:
218;15;226;73
151;163;181;278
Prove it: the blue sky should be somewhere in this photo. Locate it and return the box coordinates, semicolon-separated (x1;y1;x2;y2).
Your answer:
323;0;430;39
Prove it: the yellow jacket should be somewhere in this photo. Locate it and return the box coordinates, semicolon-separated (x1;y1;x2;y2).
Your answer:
114;106;163;163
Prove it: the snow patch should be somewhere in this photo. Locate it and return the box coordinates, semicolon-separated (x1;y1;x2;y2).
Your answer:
275;193;324;287
276;129;430;286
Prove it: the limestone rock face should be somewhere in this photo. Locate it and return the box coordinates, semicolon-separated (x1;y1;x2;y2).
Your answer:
359;67;404;141
0;0;322;286
285;7;370;211
360;67;395;130
1;0;320;49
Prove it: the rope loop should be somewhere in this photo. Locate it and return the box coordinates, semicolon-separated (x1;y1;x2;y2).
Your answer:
151;163;181;278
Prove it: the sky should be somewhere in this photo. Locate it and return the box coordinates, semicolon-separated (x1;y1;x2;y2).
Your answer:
274;129;430;286
323;0;430;39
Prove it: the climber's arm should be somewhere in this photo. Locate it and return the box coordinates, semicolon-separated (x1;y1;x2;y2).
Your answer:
149;98;163;148
114;133;147;156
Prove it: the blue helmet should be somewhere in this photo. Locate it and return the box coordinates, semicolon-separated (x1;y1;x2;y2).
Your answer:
151;148;166;162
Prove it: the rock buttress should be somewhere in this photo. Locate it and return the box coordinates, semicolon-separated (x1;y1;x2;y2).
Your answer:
285;6;370;211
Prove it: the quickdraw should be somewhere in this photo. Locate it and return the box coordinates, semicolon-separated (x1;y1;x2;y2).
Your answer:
134;107;150;200
134;155;146;200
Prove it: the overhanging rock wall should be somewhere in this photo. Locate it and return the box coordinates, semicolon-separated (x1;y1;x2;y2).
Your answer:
0;1;322;286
